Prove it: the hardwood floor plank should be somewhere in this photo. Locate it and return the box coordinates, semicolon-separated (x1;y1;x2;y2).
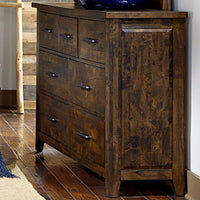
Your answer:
89;186;123;200
147;196;171;200
122;197;147;200
36;150;101;200
16;160;52;200
27;164;75;200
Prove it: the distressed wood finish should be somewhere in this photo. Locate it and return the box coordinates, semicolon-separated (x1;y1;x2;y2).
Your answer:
68;60;105;116
121;27;173;169
79;19;105;64
33;3;187;198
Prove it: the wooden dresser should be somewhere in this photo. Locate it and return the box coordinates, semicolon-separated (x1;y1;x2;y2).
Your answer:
33;3;187;197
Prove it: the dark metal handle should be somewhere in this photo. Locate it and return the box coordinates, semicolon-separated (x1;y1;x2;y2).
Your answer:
60;33;73;39
77;132;92;140
84;38;98;44
46;72;58;78
43;28;54;33
78;83;92;90
47;115;58;123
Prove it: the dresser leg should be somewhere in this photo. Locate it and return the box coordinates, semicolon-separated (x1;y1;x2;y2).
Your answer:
36;138;44;152
105;179;121;197
172;172;186;197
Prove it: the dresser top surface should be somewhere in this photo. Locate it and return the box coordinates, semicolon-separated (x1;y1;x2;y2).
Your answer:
32;2;187;19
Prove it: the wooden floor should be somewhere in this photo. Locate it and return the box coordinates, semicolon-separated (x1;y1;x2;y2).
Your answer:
0;106;186;200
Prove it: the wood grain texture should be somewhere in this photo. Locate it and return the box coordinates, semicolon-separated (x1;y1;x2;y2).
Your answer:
23;75;36;85
68;59;105;116
105;19;122;198
33;4;187;198
39;51;68;100
121;169;172;180
16;0;24;113
22;2;37;110
79;19;105;64
24;100;36;110
23;85;36;100
121;27;173;169
171;19;186;197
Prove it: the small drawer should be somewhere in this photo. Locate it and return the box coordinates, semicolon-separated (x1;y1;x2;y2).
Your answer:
68;60;105;116
68;107;105;167
59;16;77;56
39;12;59;51
39;51;68;100
79;19;105;64
38;94;69;145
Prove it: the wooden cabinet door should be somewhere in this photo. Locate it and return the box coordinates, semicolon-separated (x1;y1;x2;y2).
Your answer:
121;27;173;169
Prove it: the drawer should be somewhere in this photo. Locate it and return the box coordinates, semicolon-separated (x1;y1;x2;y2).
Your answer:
68;107;105;167
79;19;105;64
39;12;59;51
38;93;69;144
59;16;77;56
68;60;105;116
39;51;68;100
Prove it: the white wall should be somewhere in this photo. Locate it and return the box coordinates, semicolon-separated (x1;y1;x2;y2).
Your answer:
174;0;200;176
0;0;16;90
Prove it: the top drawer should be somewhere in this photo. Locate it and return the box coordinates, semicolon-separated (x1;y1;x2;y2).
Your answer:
79;19;105;64
59;16;77;56
39;12;59;51
39;12;77;56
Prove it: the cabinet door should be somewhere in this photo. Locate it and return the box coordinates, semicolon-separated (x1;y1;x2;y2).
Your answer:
121;28;173;169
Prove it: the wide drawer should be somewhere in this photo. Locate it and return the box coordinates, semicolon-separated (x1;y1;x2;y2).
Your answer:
39;51;68;100
39;12;59;51
38;93;69;145
68;107;105;167
79;19;105;64
68;59;105;116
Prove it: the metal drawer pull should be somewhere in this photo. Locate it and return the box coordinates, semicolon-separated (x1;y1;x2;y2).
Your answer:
78;83;92;90
60;33;73;39
46;72;58;78
47;115;58;123
84;38;98;44
43;28;54;33
77;132;92;140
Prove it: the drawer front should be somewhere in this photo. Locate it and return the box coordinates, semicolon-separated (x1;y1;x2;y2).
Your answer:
79;19;105;64
68;60;105;116
39;12;59;51
39;51;68;100
38;94;69;145
68;107;105;167
59;16;77;56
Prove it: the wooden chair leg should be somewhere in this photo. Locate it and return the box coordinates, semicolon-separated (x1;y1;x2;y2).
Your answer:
16;0;24;114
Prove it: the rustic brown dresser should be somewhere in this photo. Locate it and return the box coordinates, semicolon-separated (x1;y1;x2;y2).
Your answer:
33;2;187;197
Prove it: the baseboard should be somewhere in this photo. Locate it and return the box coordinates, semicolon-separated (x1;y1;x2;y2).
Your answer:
0;90;17;106
185;170;200;200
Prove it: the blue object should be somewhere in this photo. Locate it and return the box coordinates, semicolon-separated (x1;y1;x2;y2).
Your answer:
79;0;147;9
0;152;16;178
